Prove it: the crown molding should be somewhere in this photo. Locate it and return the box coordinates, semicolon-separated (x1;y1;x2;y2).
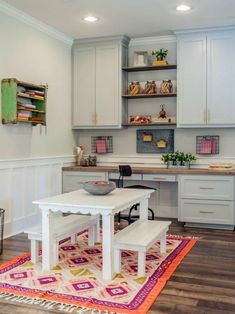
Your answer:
175;25;235;35
0;0;73;45
130;35;176;46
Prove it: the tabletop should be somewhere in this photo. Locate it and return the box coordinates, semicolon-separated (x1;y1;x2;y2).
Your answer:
33;188;154;214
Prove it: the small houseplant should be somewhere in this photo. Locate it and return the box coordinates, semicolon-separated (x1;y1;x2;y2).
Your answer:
161;151;197;168
152;48;168;66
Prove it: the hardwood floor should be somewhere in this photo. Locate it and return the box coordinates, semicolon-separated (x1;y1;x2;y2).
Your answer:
0;220;235;314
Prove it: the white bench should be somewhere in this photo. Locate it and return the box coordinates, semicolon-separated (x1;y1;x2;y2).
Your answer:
24;214;100;265
114;220;171;277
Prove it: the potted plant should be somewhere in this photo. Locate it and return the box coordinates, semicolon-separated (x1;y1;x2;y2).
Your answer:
152;48;168;66
161;151;197;168
184;153;197;168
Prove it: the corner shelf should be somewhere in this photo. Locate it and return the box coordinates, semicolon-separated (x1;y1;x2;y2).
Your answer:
123;93;177;99
122;64;177;72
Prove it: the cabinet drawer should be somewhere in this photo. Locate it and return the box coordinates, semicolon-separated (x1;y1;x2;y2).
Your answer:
179;199;234;225
108;172;142;181
63;171;106;193
143;174;176;182
180;175;234;200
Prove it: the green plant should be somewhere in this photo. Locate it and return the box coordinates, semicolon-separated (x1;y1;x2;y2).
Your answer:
152;48;168;61
161;151;197;166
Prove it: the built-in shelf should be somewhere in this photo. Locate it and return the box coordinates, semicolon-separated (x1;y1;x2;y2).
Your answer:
122;64;177;72
122;123;176;127
122;93;177;99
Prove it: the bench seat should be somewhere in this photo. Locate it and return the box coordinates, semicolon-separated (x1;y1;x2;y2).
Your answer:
24;214;100;264
114;220;171;276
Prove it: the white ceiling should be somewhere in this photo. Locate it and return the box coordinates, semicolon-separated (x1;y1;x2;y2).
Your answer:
3;0;235;39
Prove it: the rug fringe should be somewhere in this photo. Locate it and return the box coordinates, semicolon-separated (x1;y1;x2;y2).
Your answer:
0;292;116;313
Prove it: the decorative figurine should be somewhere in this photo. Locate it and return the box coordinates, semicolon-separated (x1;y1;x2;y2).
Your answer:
159;104;167;119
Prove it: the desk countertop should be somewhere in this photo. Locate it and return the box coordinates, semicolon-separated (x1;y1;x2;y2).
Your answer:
62;165;235;175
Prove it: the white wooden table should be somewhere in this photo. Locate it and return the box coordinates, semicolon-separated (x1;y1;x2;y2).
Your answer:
33;188;154;280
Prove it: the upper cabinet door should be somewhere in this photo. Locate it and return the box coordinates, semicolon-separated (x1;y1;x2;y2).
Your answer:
95;45;119;126
73;47;96;127
177;35;207;126
207;31;235;125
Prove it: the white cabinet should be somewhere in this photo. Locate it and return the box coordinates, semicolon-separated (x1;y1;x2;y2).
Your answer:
179;175;235;226
177;29;235;127
72;36;129;129
63;171;107;193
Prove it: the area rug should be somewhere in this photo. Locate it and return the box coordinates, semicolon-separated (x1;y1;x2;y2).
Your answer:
0;231;196;314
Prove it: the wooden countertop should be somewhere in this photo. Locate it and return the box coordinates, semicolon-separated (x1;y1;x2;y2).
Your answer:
62;165;235;175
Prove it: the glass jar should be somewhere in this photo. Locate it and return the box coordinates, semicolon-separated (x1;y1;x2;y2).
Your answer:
129;81;141;95
160;80;173;94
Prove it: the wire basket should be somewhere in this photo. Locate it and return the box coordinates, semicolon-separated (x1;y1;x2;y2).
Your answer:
0;209;5;255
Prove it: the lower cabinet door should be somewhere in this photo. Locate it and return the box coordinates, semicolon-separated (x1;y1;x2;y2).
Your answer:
179;199;234;225
63;171;107;193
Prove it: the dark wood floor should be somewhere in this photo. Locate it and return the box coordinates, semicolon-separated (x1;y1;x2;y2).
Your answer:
0;220;235;314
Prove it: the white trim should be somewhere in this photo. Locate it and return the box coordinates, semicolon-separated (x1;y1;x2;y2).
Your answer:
0;155;74;169
130;35;176;46
0;0;73;45
175;25;235;35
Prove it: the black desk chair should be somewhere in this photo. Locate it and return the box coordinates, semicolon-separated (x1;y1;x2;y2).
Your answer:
117;165;155;224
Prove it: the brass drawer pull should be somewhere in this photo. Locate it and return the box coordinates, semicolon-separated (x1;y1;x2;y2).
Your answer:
153;177;167;180
199;187;215;190
199;211;215;214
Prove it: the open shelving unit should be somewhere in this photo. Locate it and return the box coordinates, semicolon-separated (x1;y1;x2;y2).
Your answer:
122;64;177;127
1;78;47;126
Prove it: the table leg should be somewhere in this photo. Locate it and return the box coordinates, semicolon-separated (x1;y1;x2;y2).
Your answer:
42;209;54;271
139;198;149;220
102;214;114;280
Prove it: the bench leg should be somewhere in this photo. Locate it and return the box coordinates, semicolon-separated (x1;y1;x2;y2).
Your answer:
53;241;59;266
114;248;121;274
138;251;146;277
70;234;77;244
160;236;166;253
31;240;39;264
88;225;95;246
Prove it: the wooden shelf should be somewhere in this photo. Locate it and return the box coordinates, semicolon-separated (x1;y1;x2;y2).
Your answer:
17;92;45;101
122;64;177;72
17;119;46;125
122;123;176;127
122;93;177;99
17;80;46;90
17;106;45;113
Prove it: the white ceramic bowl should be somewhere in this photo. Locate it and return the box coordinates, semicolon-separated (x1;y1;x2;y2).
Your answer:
83;181;116;195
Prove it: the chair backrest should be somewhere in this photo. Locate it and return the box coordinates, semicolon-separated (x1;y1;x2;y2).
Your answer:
118;165;132;188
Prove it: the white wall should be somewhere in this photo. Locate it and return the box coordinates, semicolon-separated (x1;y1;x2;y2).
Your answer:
0;11;75;159
0;11;76;237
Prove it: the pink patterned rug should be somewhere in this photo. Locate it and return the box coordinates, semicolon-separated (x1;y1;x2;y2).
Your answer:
0;230;196;314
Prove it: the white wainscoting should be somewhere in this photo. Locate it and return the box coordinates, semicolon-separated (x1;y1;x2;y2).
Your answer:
0;156;74;238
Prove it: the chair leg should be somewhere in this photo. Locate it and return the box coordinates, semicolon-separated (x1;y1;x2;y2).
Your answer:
118;212;121;224
53;240;59;265
88;225;95;246
128;205;136;224
148;208;155;220
71;234;77;244
95;214;101;243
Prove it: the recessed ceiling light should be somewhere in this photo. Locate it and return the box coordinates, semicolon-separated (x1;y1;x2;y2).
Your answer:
83;16;99;22
176;4;191;11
